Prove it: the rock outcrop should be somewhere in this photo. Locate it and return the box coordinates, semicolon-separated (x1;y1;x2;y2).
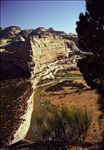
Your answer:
0;26;88;147
47;27;78;44
0;26;83;81
29;29;68;75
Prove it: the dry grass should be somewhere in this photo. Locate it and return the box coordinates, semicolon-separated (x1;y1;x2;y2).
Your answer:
43;71;104;145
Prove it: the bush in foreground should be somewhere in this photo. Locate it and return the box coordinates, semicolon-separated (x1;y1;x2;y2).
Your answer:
34;106;92;149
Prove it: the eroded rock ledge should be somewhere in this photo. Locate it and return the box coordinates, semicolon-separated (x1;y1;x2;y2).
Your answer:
0;26;82;80
0;26;86;147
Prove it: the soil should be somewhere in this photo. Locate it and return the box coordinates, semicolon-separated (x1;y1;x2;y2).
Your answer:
0;78;33;147
43;71;104;145
1;70;104;149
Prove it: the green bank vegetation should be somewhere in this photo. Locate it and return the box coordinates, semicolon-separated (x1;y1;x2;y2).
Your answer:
28;86;92;149
60;73;82;78
34;103;92;149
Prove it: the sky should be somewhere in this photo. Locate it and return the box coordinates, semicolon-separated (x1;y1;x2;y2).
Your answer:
1;0;86;33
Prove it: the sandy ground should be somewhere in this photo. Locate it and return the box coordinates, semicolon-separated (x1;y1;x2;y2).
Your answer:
43;77;104;144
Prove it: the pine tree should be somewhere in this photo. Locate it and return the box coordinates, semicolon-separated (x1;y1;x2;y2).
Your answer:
76;0;104;91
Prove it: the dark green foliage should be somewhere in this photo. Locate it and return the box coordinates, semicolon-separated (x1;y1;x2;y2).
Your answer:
76;0;104;91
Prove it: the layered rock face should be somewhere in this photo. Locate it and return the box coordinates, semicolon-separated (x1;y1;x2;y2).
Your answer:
0;26;81;80
0;26;84;146
30;33;68;68
0;26;33;79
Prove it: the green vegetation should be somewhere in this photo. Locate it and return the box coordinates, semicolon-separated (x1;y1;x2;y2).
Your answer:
60;73;82;78
57;70;83;79
33;103;92;149
26;85;92;149
76;0;104;92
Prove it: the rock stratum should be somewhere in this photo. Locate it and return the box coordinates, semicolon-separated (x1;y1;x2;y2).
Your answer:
0;26;87;148
0;26;81;80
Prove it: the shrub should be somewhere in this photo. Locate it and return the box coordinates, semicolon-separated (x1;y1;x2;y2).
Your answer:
34;106;92;149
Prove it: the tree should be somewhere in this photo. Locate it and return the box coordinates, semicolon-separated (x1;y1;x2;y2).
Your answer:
76;0;104;92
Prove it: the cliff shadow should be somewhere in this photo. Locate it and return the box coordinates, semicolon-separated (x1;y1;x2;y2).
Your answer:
0;40;34;147
45;80;86;92
98;91;104;115
0;41;34;80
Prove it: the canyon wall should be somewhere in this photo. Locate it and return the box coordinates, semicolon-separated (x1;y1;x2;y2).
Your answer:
0;26;84;146
0;26;81;80
30;34;68;68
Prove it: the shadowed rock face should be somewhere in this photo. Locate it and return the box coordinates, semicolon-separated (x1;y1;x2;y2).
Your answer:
0;78;33;147
0;26;86;147
0;26;81;80
0;26;33;80
0;26;32;39
0;26;21;38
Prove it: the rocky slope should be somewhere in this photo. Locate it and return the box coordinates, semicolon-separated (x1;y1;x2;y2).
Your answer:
0;26;88;147
0;26;84;81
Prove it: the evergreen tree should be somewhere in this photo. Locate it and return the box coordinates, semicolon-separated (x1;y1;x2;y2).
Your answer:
76;0;104;91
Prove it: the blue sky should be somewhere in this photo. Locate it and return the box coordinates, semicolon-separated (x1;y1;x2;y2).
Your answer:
1;1;86;33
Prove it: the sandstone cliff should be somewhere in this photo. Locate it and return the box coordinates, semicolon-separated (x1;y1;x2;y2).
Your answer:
0;26;86;147
0;26;82;81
